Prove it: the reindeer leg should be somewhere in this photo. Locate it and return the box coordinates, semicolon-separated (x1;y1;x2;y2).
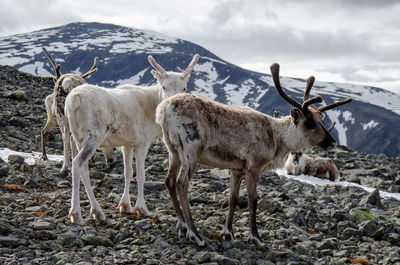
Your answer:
60;123;71;173
68;136;101;224
82;160;106;221
70;135;77;159
40;116;57;161
165;152;186;237
78;137;105;221
177;154;204;246
118;147;134;214
133;144;151;217
246;167;268;248
221;169;243;241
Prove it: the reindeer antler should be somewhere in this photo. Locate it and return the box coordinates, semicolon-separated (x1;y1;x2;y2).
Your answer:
270;63;322;114
270;63;352;114
81;57;99;79
181;54;200;79
327;121;336;132
302;72;353;112
42;47;61;79
318;98;353;112
148;55;167;76
304;76;315;101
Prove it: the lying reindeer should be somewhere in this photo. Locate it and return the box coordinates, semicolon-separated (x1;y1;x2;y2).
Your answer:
285;122;340;181
156;63;352;247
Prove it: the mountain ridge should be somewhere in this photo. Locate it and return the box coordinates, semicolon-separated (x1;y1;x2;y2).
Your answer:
0;22;399;157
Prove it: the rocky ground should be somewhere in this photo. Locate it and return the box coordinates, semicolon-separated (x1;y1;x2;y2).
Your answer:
0;65;400;264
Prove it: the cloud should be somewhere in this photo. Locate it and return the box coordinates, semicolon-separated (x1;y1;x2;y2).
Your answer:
0;0;81;36
0;0;399;94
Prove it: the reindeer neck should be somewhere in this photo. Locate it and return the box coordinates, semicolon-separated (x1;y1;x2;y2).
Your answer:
271;115;306;156
145;84;164;113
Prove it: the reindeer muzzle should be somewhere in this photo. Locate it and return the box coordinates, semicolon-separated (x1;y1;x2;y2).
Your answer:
318;129;335;150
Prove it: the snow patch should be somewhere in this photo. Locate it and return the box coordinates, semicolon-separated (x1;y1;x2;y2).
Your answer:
362;120;379;130
0;56;30;66
325;110;347;146
276;168;400;201
116;68;149;86
192;61;218;100
225;79;254;106
342;111;355;124
0;148;63;166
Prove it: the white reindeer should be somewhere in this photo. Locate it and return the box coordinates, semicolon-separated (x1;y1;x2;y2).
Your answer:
285;151;340;181
39;48;113;172
155;63;352;247
65;54;200;225
284;120;340;181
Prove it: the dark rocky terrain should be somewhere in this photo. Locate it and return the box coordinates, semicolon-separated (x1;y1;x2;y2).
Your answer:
0;65;400;264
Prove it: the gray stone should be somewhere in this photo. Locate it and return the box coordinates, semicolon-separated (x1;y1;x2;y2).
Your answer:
7;154;25;164
342;228;362;239
360;189;383;209
0;236;19;247
317;238;338;250
23;176;39;188
144;181;165;191
256;260;275;265
385;233;400;246
61;230;83;248
295;241;314;255
7;116;26;128
0;220;14;236
25;206;43;212
258;198;281;214
210;253;238;265
57;180;70;188
192;251;211;263
0;165;9;177
81;234;113;247
30;221;55;230
358;220;378;237
4;91;28;101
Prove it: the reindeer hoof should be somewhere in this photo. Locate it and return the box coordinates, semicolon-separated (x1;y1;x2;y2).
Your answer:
187;228;205;247
60;166;69;173
118;203;134;214
68;212;84;225
248;234;269;249
39;155;48;161
220;228;234;241
133;207;150;218
176;221;188;238
90;208;106;221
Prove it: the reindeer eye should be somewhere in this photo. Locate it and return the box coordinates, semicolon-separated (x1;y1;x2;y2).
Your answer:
305;118;316;129
163;86;166;90
183;87;186;91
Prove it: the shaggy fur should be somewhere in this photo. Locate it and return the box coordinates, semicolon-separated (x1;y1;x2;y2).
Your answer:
39;56;110;172
65;54;200;225
155;63;352;247
285;152;340;181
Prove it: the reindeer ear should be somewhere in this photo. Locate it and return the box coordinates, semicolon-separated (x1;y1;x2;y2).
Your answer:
290;108;302;125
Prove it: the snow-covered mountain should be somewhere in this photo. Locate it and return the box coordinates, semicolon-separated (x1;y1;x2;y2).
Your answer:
1;22;400;157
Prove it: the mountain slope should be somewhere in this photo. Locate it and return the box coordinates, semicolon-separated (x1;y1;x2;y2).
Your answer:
1;22;399;156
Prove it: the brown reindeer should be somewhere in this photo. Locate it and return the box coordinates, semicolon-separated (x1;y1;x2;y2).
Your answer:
40;48;113;172
155;63;352;247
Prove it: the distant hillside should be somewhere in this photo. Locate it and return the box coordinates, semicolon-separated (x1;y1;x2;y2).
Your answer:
1;22;400;156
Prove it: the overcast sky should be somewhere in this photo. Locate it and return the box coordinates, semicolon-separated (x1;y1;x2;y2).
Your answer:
1;0;400;94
